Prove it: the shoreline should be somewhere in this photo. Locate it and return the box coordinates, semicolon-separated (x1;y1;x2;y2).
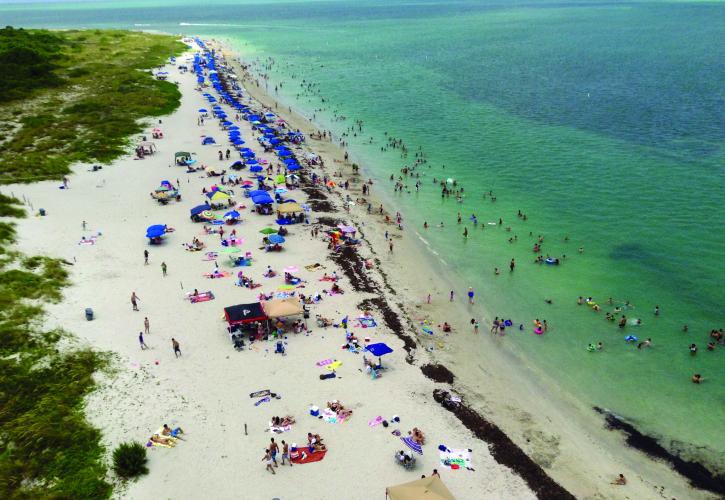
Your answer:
216;38;723;498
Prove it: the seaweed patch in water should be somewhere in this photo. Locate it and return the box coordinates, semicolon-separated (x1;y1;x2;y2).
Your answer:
593;407;725;495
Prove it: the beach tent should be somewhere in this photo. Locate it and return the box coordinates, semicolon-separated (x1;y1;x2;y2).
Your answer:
262;298;303;318
386;476;455;500
252;193;274;205
277;202;303;214
224;302;267;326
202;137;216;145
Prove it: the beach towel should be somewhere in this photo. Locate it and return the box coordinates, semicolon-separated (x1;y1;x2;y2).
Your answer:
305;263;323;271
356;318;377;328
368;416;383;427
319;373;336;380
439;446;473;470
322;408;338;423
290;447;327;465
326;361;342;371
250;389;271;398
254;396;271;406
316;359;334;367
189;291;214;303
204;271;231;279
319;276;337;282
78;238;96;245
202;253;219;261
269;423;292;433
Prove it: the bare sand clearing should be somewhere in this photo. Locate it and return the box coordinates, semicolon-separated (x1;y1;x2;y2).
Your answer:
2;40;710;500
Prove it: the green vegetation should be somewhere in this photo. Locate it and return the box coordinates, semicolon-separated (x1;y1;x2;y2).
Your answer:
0;28;187;498
112;442;149;479
0;27;186;183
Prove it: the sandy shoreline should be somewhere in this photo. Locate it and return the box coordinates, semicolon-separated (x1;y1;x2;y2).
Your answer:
1;36;715;499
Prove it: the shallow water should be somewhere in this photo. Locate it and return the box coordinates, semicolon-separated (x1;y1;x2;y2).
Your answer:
3;0;724;472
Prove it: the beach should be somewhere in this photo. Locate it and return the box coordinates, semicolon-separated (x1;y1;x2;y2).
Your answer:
2;38;717;500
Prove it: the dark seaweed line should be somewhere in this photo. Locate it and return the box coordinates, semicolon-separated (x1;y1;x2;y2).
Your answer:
593;407;725;495
432;389;577;500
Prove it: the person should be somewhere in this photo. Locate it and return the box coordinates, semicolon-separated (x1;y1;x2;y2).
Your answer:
689;343;697;355
411;427;425;445
144;249;149;265
467;287;475;304
82;220;87;230
150;434;174;446
510;258;515;271
269;438;279;467
172;338;181;357
654;305;660;316
162;424;184;439
474;320;479;334
144;317;150;334
131;291;140;311
262;449;276;474
637;338;652;349
432;469;440;477
138;332;148;350
449;290;454;302
161;261;167;277
281;440;292;466
692;373;702;384
611;473;626;485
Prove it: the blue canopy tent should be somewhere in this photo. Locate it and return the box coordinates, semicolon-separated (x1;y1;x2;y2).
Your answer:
202;137;216;145
247;189;268;198
365;342;393;367
249;165;263;173
252;193;274;205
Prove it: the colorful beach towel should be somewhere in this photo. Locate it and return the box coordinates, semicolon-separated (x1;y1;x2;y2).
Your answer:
189;291;214;303
356;317;377;328
290;447;327;464
316;359;334;367
204;271;231;279
368;416;383;427
254;396;271;406
439;446;473;470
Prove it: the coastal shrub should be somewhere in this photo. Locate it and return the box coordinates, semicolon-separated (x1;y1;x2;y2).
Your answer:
0;28;186;184
112;442;149;479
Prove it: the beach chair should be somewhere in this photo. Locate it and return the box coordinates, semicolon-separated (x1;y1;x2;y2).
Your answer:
274;341;285;355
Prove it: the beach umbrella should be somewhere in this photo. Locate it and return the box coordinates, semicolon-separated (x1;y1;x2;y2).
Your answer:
200;210;216;220
208;190;231;202
190;204;212;216
386;476;454;500
366;342;393;366
259;228;278;235
250;165;263;173
268;234;285;244
220;246;242;254
283;266;299;274
401;436;423;455
224;210;240;219
286;164;300;172
145;224;166;238
198;108;207;113
241;180;254;187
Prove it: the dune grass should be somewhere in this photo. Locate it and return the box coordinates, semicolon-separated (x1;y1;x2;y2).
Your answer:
0;28;187;498
0;27;186;183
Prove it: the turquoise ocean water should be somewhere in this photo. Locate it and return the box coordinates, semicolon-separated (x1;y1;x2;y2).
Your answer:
3;0;723;473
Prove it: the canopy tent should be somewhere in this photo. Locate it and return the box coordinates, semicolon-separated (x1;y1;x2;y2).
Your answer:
276;202;303;214
175;151;191;159
252;193;274;205
386;476;455;500
262;298;303;318
202;137;216;145
224;302;267;326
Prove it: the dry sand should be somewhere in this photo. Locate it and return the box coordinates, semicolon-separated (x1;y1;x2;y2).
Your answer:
1;40;712;500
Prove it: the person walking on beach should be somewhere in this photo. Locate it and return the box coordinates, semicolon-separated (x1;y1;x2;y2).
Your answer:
144;250;149;265
389;240;394;253
131;292;140;311
269;438;279;467
509;258;516;272
450;290;454;302
172;338;181;358
139;332;148;350
161;262;167;277
281;440;292;466
262;449;276;474
82;220;87;231
467;287;475;304
144;317;150;335
474;320;479;334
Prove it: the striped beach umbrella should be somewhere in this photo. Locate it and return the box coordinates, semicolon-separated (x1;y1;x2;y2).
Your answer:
401;436;423;455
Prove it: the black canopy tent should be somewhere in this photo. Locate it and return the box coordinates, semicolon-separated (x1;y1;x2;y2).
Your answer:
224;302;267;326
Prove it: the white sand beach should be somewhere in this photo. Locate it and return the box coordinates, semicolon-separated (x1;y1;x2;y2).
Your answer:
2;39;713;500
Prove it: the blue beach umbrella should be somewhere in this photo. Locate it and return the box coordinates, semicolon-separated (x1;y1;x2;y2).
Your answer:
249;165;263;173
146;224;166;238
286;164;300;172
268;234;285;244
198;108;207;113
224;210;240;219
366;343;393;357
190;204;212;216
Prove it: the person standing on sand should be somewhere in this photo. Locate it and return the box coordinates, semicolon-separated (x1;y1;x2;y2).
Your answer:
161;262;167;277
467;287;475;304
144;250;149;265
510;258;516;272
144;317;150;335
172;338;181;357
269;438;279;467
281;440;292;466
263;449;276;474
131;292;140;311
139;332;148;350
389;240;394;253
611;473;626;485
450;290;454;302
474;320;480;334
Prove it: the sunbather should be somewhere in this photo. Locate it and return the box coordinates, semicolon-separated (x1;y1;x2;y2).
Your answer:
411;427;426;445
150;434;175;446
162;424;185;439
